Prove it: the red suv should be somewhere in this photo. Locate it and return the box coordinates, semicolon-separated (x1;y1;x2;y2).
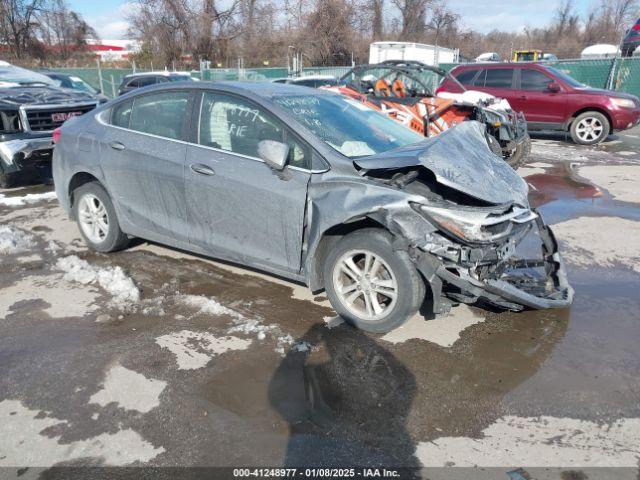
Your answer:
438;62;640;145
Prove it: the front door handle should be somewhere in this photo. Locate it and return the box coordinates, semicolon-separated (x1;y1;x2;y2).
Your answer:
518;95;527;100
190;163;215;176
110;141;125;151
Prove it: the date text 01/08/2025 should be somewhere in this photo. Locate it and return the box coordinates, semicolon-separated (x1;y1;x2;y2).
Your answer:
232;468;402;478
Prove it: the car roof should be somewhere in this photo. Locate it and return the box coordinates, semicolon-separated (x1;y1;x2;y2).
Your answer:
118;80;337;100
123;71;192;79
453;62;549;69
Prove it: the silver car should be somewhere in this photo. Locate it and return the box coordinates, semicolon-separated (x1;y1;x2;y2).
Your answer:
53;82;573;332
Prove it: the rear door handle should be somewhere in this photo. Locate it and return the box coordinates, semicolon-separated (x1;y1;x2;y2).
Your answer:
190;163;215;176
518;95;528;100
109;141;125;151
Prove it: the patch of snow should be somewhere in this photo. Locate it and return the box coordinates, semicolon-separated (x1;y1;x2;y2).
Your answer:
576;165;640;204
0;274;99;320
552;217;640;273
0;191;56;207
0;399;164;466
56;255;140;306
156;329;252;370
0;226;34;255
415;415;640;467
89;364;166;413
178;294;239;318
383;305;485;347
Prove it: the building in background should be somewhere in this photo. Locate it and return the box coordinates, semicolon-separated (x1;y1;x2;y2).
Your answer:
369;41;459;66
85;39;142;61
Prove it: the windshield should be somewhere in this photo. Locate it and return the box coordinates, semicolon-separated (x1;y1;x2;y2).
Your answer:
168;75;193;82
273;92;424;158
545;66;585;88
69;76;98;94
0;64;57;87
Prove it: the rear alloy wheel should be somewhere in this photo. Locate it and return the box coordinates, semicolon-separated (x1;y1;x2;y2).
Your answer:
323;229;425;333
570;111;610;145
74;182;129;252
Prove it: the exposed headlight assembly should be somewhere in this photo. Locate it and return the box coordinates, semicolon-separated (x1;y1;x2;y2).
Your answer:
611;97;637;109
416;204;537;244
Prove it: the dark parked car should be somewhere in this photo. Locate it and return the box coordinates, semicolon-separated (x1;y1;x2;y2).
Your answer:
41;71;109;103
438;62;640;145
622;17;640;56
0;62;99;188
272;75;338;88
53;82;572;332
117;71;194;96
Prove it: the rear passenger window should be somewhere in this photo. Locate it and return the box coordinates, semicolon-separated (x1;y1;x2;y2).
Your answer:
128;91;190;140
199;92;310;168
111;99;133;128
484;69;513;88
521;69;553;91
454;69;478;85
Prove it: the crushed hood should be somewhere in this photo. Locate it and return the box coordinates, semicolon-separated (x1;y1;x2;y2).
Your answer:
0;86;97;108
354;121;529;206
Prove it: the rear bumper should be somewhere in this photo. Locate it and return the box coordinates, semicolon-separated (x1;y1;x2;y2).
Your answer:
0;137;54;174
414;212;574;313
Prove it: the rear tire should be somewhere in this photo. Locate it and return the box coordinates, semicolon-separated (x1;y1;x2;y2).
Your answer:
73;182;129;252
570;111;610;145
323;229;426;333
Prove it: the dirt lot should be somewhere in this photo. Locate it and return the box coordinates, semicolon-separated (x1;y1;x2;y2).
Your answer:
1;128;640;478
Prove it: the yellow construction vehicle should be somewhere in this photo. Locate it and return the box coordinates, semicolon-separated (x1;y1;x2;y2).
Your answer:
513;50;543;62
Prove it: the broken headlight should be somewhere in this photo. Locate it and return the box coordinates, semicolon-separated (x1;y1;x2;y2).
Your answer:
414;204;537;245
0;109;22;133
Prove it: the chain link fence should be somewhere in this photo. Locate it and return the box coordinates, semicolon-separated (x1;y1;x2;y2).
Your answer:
54;58;640;99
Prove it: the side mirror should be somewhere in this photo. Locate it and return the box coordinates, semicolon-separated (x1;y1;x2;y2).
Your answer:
547;82;561;93
258;140;289;171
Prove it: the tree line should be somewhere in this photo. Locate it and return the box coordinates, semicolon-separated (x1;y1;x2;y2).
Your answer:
1;0;638;67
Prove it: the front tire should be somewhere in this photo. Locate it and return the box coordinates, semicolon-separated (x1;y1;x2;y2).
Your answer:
73;182;129;252
570;111;610;145
323;229;426;333
505;134;531;169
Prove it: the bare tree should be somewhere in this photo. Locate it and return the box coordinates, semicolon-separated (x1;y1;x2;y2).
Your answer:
390;0;432;41
0;0;47;59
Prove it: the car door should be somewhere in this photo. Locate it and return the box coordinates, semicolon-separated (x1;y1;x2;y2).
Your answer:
185;91;311;274
99;90;193;243
511;68;568;126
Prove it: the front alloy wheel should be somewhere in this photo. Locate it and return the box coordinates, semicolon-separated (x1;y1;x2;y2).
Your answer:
323;228;425;333
570;111;610;145
333;250;399;321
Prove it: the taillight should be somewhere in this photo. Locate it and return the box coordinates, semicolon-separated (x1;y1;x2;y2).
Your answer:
53;127;61;144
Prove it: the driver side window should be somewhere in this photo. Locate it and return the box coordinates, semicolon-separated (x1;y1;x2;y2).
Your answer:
198;92;310;169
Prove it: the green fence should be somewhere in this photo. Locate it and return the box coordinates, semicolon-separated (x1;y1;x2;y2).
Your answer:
54;57;640;99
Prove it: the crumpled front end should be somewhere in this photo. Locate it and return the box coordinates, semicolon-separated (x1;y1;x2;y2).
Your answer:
0;137;54;175
410;205;573;313
352;121;572;314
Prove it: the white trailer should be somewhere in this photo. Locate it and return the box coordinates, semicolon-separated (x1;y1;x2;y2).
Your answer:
368;41;460;66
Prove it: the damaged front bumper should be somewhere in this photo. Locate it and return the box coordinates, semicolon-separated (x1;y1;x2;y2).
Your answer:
413;210;574;313
0;136;54;174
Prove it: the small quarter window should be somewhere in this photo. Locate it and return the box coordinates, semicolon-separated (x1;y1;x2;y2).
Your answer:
111;99;133;128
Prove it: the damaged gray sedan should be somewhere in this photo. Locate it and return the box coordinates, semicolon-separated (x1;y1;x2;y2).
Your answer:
53;82;573;333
